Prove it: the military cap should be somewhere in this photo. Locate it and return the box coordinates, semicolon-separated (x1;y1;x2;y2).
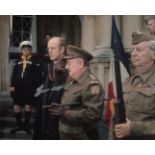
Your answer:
19;41;32;49
144;15;155;24
63;45;93;61
132;30;155;44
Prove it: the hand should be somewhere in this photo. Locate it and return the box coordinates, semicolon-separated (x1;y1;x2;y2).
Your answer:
49;103;70;118
114;118;131;138
10;87;15;98
49;103;61;116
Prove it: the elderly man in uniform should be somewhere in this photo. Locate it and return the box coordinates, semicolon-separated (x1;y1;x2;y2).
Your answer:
50;45;104;140
10;41;43;135
111;31;155;139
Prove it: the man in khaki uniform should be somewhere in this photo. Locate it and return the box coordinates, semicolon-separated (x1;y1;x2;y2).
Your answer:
145;16;155;35
50;45;104;140
112;31;155;139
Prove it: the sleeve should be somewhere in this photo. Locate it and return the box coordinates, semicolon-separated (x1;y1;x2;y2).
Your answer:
130;121;155;137
108;112;116;139
62;81;105;126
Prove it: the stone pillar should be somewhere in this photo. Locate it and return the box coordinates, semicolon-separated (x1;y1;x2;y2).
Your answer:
92;15;113;90
95;15;112;49
81;15;114;90
122;15;142;52
0;15;10;94
81;15;96;53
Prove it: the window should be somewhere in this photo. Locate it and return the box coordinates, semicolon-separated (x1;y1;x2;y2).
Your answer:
10;15;36;53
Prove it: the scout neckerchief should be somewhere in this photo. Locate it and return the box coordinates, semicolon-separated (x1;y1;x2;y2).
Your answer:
21;54;32;78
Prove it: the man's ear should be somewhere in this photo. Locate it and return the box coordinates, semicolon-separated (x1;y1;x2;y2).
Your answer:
60;46;65;55
79;58;85;68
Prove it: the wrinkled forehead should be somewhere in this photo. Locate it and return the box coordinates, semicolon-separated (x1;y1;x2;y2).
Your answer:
131;42;152;55
48;37;61;45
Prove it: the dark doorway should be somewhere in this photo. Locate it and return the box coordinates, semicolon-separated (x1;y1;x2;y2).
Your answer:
37;15;81;56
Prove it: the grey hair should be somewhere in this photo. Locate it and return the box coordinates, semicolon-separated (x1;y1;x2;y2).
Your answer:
147;40;155;54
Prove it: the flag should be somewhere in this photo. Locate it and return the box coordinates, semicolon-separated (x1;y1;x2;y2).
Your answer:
104;56;116;128
111;15;130;76
105;16;130;127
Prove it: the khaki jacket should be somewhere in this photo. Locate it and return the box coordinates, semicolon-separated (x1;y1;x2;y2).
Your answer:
110;63;155;139
59;68;104;138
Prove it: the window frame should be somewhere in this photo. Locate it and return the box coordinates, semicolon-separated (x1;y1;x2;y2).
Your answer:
10;15;37;53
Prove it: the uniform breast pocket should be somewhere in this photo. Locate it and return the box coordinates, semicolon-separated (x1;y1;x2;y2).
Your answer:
61;90;73;105
62;87;83;107
140;88;155;112
71;88;83;107
129;88;155;113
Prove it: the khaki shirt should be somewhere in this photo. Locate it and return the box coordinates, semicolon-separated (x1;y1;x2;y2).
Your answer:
59;68;104;136
123;63;155;139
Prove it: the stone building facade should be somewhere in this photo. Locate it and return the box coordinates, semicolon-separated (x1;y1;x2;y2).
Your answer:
0;15;147;97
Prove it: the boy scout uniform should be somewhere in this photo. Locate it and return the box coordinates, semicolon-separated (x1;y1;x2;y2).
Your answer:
109;31;155;139
11;41;43;106
10;41;43;135
59;45;104;140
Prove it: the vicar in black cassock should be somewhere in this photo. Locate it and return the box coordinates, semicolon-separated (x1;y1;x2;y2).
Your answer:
33;36;68;140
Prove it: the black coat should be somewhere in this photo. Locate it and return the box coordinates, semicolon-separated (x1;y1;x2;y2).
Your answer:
11;57;43;105
33;60;68;140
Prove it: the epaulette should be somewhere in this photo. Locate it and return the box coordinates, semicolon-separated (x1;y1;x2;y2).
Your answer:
89;74;100;85
89;74;96;80
89;80;100;85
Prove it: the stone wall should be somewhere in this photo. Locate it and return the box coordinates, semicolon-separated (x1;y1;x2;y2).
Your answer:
0;15;146;94
0;15;10;94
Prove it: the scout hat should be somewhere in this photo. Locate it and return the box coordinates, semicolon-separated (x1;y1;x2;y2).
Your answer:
132;30;155;44
64;45;93;61
19;41;33;49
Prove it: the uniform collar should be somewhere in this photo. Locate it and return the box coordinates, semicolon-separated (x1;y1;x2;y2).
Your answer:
132;63;155;83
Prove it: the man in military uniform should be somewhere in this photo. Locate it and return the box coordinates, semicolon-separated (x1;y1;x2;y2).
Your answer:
112;31;155;139
50;45;104;140
145;16;155;35
10;41;43;135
